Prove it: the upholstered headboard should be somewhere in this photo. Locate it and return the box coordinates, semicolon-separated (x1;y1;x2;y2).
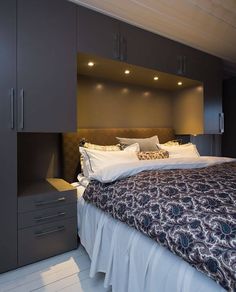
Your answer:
62;128;175;182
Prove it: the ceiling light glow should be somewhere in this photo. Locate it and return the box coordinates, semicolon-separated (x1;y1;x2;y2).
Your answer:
178;81;183;86
88;61;94;67
124;70;130;75
154;76;159;80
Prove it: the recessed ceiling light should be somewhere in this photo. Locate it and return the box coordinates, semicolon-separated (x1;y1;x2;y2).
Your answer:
154;76;159;81
124;70;130;75
178;81;183;86
88;61;94;67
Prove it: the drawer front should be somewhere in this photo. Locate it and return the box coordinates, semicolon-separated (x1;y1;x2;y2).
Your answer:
18;203;77;229
18;217;77;266
18;190;77;213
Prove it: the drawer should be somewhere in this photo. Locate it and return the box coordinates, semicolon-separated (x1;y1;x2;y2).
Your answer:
18;203;77;229
18;217;77;266
18;190;77;213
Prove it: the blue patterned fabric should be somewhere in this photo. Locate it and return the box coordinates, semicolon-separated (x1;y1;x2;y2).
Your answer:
83;162;236;291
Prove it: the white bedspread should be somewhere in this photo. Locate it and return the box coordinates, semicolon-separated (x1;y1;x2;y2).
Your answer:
76;184;225;292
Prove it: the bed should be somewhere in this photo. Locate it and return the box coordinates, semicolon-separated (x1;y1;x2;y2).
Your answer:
62;128;236;292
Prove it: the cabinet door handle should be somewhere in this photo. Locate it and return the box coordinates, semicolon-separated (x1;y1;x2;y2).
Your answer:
182;56;186;74
177;56;182;74
20;88;24;129
35;197;66;207
35;226;65;238
219;113;224;134
113;32;120;60
34;212;66;222
10;88;14;129
120;36;127;61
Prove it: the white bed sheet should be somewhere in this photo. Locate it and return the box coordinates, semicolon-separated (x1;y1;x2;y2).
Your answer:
75;183;225;292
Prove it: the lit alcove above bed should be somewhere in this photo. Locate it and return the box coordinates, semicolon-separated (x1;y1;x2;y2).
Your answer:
77;52;204;136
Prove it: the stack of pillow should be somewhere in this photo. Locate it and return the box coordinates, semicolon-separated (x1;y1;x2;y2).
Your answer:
79;135;200;178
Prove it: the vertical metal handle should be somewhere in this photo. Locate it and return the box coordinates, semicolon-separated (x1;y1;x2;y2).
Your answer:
177;56;182;74
20;88;24;129
120;36;127;61
10;88;14;129
219;113;224;134
113;32;120;60
182;56;186;74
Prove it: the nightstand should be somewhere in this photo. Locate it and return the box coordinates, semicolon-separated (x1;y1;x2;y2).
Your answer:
18;178;77;266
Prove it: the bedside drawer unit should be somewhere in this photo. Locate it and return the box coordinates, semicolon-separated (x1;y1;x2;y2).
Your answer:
18;190;77;213
18;179;77;213
18;217;77;266
18;203;77;229
17;179;78;266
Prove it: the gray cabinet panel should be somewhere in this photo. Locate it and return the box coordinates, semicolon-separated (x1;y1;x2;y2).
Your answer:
77;6;120;60
17;0;77;132
0;132;17;272
119;22;183;75
18;217;77;266
0;0;17;272
222;77;236;157
0;0;17;131
203;59;223;134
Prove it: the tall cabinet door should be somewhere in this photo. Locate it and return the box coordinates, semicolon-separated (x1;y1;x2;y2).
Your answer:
0;0;17;272
17;0;77;132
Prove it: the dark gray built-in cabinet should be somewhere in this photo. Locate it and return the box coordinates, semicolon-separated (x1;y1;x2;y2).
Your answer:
77;5;223;135
0;0;77;272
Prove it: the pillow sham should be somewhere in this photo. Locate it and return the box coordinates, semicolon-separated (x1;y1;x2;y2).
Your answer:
80;140;121;151
79;147;139;177
137;150;169;160
116;135;159;151
157;143;200;158
80;142;140;176
79;141;121;176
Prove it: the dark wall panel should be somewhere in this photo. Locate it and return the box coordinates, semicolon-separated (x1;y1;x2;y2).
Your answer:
18;133;62;183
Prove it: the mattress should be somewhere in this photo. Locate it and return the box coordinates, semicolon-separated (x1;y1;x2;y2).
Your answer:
75;183;225;292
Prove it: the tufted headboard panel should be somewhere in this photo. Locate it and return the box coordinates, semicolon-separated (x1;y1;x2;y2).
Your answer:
62;128;175;182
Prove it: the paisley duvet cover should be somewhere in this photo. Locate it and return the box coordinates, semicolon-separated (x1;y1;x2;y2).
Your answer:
83;161;236;291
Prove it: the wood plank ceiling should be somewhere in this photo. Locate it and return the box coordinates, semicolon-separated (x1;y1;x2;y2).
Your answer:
71;0;236;77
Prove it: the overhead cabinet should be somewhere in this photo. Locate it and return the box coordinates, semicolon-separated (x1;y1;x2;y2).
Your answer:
77;4;223;134
77;6;120;60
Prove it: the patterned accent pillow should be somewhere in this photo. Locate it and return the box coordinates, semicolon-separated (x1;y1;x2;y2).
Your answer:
83;142;121;151
163;140;180;146
137;150;169;160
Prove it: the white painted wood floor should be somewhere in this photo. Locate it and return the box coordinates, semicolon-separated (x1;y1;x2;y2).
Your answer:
0;246;112;292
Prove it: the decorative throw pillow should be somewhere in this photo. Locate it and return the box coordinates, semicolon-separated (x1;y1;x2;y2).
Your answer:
163;140;180;146
79;139;121;151
116;135;159;151
137;150;169;160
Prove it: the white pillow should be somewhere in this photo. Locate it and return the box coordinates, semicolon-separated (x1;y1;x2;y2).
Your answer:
157;143;200;158
123;142;140;152
79;147;139;177
80;143;139;177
